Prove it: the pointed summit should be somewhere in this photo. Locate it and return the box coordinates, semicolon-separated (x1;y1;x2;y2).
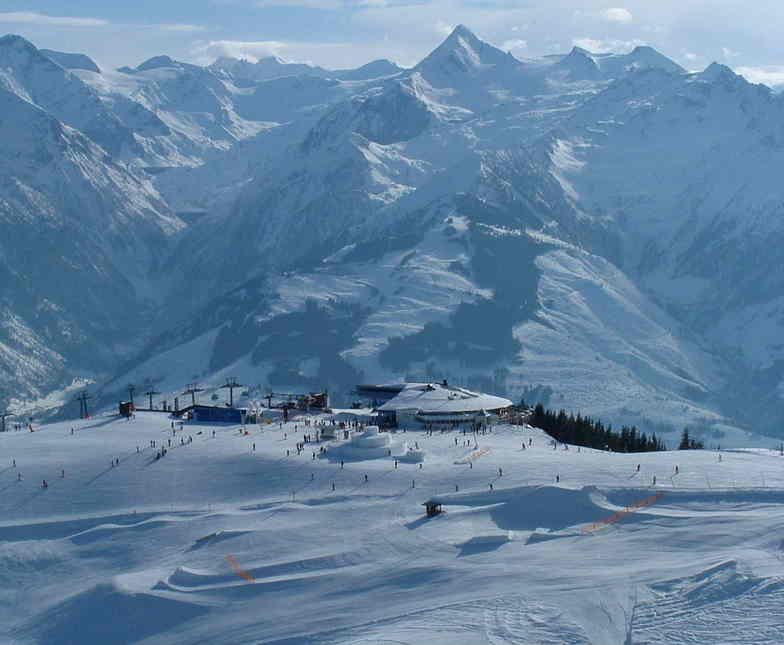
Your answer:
449;24;476;40
699;61;734;80
415;24;513;82
556;46;602;80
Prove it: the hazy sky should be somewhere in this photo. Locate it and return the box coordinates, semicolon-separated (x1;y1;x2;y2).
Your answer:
2;1;783;85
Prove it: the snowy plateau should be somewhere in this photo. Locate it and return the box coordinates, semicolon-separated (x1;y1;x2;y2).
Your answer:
3;22;784;643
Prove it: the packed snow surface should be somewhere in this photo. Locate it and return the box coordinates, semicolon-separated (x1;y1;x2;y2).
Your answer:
1;412;783;644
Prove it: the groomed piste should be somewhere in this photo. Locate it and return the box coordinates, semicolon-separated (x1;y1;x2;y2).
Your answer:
1;412;784;644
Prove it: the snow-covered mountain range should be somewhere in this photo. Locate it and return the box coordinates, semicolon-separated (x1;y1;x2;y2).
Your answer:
3;26;784;443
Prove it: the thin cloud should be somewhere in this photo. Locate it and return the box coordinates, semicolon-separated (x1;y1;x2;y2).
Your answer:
156;24;208;33
602;8;633;24
192;40;290;63
0;11;108;27
736;65;784;89
502;39;527;53
573;37;644;53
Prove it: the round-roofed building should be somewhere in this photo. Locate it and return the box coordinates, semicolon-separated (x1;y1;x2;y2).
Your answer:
358;381;513;427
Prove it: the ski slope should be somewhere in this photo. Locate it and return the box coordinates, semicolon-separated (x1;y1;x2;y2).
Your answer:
1;412;783;644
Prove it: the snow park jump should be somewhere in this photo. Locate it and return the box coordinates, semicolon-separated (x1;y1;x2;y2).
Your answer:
225;554;256;583
581;491;665;534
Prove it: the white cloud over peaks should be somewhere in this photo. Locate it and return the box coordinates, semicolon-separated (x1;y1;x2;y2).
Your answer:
736;66;784;89
722;46;740;59
601;7;633;23
502;39;527;53
434;21;454;36
192;40;289;63
573;37;644;53
0;11;108;27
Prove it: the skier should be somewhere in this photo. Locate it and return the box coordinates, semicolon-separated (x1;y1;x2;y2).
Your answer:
42;480;48;489
499;467;503;477
556;474;560;483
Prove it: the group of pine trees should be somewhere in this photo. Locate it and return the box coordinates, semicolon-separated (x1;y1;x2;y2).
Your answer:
677;428;704;450
527;403;667;453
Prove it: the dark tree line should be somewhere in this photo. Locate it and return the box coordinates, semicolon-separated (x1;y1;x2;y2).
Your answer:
678;428;704;450
528;404;667;453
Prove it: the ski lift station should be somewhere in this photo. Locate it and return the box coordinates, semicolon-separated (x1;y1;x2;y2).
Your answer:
357;381;513;427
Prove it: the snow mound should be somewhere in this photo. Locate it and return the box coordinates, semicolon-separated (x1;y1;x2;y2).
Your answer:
18;582;207;645
326;426;398;461
398;447;426;463
435;485;615;532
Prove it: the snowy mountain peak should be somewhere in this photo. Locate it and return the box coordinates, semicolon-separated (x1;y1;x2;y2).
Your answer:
0;34;48;71
449;24;476;40
40;49;100;73
556;47;602;79
336;59;404;81
208;55;329;82
568;46;593;57
699;61;737;81
415;23;513;82
136;55;179;72
623;45;684;73
0;33;36;51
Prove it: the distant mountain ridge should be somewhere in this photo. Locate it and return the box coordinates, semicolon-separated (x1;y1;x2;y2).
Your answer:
208;54;404;83
4;27;784;445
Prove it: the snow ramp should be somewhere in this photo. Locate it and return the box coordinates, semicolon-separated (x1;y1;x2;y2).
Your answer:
15;582;208;645
432;485;616;533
